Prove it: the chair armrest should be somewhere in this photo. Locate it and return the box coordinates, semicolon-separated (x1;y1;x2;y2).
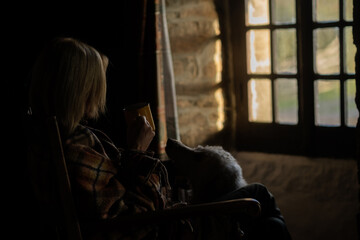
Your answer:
95;198;260;229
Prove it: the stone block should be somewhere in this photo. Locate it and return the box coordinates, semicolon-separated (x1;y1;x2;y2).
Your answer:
178;2;218;19
172;55;199;82
202;60;217;79
166;0;214;9
199;39;221;65
176;92;219;107
176;95;196;108
195;94;219;107
178;108;208;127
179;124;219;147
167;21;216;39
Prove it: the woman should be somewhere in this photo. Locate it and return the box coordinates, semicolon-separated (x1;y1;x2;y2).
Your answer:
27;37;170;239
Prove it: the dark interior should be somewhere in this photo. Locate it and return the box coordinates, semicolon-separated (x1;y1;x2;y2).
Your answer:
5;1;359;239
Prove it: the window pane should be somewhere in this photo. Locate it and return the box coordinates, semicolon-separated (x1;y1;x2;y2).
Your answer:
272;0;296;25
245;0;269;26
314;80;341;126
344;26;355;74
273;29;297;74
246;30;271;74
345;79;358;127
314;28;340;75
275;79;298;124
313;0;339;22
248;79;272;122
344;0;353;21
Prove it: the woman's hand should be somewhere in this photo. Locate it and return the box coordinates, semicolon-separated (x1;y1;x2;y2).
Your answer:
126;115;155;151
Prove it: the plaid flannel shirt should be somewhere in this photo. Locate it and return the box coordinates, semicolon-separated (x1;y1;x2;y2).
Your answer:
64;125;171;221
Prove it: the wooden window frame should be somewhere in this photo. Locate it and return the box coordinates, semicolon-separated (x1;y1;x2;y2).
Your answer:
221;0;357;158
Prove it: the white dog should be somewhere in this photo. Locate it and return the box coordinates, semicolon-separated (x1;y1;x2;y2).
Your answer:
165;138;247;203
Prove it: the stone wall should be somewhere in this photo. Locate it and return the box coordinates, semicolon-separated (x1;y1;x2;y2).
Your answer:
166;0;224;147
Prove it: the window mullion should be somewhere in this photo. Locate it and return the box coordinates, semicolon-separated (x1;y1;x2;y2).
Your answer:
269;0;275;124
339;0;346;126
297;0;315;154
340;28;346;126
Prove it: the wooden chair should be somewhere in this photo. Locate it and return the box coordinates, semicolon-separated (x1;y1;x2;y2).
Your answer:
27;116;261;240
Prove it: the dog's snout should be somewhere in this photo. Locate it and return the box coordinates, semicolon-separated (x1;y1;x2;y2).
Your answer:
165;138;177;155
166;138;192;157
166;138;176;147
166;138;176;151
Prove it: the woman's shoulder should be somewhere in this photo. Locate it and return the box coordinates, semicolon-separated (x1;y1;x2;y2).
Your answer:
64;125;114;166
65;125;119;161
65;125;97;147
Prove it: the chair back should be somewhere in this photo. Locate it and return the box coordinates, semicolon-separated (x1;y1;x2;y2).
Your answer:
27;116;82;240
46;116;83;240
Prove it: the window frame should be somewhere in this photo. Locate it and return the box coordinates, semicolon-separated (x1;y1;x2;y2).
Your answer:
224;0;357;158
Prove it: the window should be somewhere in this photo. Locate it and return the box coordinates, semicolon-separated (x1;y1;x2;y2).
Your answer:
226;0;357;157
245;0;298;125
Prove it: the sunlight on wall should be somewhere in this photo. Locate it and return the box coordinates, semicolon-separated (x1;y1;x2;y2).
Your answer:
215;88;224;130
214;39;222;83
213;20;220;35
214;36;224;130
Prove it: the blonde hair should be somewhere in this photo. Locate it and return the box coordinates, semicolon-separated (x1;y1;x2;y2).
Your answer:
29;37;108;136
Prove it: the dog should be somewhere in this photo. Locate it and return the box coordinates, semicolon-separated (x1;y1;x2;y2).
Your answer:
165;138;247;203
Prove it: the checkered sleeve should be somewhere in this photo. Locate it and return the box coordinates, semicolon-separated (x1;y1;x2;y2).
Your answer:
119;150;171;212
66;144;128;219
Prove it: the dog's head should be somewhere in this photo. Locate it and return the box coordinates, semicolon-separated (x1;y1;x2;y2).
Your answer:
166;139;223;176
165;138;246;202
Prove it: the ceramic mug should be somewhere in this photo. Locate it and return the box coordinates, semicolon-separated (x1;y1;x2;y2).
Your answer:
123;102;155;131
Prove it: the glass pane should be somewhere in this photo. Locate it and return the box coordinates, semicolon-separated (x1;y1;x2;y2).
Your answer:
272;0;296;24
344;26;355;74
246;29;271;74
344;0;353;21
275;79;298;124
314;80;341;126
245;0;269;26
248;79;272;122
273;29;297;74
314;28;340;75
313;0;339;22
345;79;358;127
